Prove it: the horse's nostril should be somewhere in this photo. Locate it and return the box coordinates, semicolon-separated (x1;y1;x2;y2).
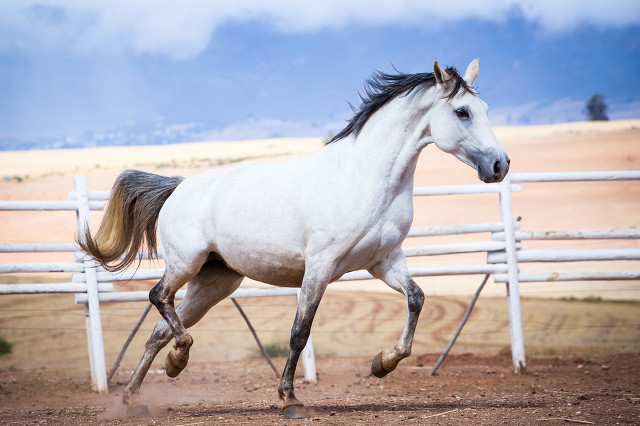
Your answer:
493;160;501;175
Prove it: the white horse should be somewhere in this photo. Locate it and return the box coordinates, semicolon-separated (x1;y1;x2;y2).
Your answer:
80;59;509;418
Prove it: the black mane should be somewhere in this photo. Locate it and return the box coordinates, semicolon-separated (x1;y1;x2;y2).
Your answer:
328;67;473;144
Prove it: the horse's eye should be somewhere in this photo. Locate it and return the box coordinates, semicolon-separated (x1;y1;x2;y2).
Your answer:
455;107;470;120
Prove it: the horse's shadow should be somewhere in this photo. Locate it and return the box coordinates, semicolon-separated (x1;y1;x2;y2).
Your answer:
161;399;547;417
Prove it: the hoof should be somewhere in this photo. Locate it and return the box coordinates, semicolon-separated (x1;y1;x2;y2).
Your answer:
126;402;151;418
283;403;308;419
371;351;391;378
165;349;188;378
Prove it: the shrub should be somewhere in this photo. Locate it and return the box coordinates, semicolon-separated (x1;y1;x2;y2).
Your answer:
0;336;12;355
251;342;289;359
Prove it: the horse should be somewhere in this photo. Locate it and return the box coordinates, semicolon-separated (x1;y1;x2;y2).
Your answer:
79;59;510;419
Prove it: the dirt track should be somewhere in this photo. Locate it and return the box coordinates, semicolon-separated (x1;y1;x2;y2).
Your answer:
0;352;638;425
0;291;639;425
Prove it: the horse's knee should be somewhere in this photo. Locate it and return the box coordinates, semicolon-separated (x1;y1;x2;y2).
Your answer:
407;282;424;313
288;324;309;354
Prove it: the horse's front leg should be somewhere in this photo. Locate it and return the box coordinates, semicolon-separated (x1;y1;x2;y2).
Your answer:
278;266;330;419
368;247;424;378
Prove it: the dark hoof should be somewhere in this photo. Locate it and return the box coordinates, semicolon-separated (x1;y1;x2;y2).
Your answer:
126;402;151;418
165;350;187;378
371;351;390;378
283;404;308;419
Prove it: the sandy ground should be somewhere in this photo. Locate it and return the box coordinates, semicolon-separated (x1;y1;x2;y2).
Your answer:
0;352;639;425
1;289;639;424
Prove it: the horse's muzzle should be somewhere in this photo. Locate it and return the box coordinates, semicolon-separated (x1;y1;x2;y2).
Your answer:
477;153;510;183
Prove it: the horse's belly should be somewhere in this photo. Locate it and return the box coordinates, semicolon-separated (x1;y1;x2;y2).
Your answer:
218;247;306;287
240;264;305;288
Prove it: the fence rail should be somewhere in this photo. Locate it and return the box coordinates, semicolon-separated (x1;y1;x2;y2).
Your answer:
1;170;639;392
74;287;301;304
0;282;114;294
0;242;79;253
510;170;640;182
0;200;104;210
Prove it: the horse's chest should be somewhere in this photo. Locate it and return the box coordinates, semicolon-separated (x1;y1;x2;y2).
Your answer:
336;210;412;275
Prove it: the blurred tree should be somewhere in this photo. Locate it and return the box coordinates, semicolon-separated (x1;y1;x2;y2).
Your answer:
584;94;609;121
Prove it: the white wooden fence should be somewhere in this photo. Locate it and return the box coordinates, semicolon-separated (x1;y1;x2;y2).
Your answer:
1;171;639;392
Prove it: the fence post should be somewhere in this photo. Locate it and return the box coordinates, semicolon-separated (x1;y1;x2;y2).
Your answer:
296;289;317;382
74;175;108;393
499;174;526;373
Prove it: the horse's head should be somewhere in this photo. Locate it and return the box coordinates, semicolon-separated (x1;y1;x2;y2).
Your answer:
429;59;509;183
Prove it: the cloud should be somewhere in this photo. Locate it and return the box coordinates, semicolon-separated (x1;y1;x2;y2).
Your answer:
609;101;640;120
513;0;640;31
1;1;639;59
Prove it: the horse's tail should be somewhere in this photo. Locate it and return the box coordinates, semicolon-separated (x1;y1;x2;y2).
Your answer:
77;169;184;272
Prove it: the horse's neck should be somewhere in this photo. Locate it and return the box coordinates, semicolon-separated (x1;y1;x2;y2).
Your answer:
342;94;433;194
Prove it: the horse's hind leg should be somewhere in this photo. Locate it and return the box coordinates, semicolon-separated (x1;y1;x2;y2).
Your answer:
123;260;243;415
368;247;424;378
147;263;201;379
122;320;172;416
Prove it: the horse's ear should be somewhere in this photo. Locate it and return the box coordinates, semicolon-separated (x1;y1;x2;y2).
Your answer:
464;58;480;86
434;61;452;88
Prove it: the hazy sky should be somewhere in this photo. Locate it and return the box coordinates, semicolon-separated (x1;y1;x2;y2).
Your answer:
1;1;639;148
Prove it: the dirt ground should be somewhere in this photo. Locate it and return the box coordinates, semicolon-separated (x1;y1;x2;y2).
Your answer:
0;352;638;425
0;290;639;425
